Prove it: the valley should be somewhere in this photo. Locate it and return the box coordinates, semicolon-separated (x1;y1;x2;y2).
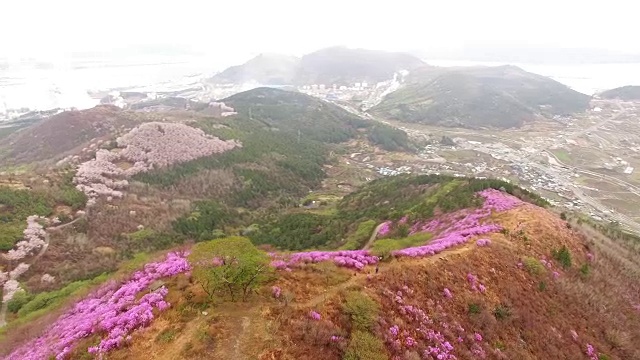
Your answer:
357;98;640;234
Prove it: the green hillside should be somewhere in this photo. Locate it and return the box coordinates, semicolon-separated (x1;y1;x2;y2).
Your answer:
221;87;412;149
599;85;640;100
372;65;591;128
247;174;548;251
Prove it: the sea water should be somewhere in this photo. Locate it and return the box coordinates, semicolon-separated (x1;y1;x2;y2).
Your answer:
0;55;221;116
2;57;640;118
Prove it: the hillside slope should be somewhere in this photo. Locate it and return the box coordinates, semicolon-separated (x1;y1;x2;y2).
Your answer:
2;176;639;360
209;47;425;86
599;85;640;100
209;53;300;85
294;46;425;85
0;105;127;166
372;65;591;128
221;87;412;149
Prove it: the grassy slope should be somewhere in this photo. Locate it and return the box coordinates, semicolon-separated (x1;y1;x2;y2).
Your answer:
248;174;548;251
372;65;591;128
102;199;640;360
0;105;129;166
221;87;412;149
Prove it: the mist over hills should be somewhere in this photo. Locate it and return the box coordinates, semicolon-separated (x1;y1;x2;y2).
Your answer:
416;45;640;64
208;46;425;86
208;46;592;129
599;85;640;100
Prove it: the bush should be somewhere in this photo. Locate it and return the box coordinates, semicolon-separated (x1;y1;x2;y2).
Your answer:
493;304;512;320
580;263;591;277
343;330;387;360
173;201;237;241
370;232;432;257
552;246;572;269
560;212;567;220
523;257;546;275
189;236;272;302
7;290;31;313
342;292;379;331
538;281;547;292
468;303;482;314
17;274;109;317
156;328;179;343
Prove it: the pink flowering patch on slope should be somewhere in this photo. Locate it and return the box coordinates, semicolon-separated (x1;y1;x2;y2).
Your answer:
270;189;522;271
381;287;488;359
5;252;190;360
393;189;522;258
270;250;379;270
74;122;240;205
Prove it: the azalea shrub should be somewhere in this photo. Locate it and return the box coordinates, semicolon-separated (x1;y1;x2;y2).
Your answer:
4;252;190;359
270;250;379;271
381;286;489;359
392;189;522;258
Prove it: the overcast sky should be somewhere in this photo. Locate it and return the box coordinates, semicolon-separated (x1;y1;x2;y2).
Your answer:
2;0;638;62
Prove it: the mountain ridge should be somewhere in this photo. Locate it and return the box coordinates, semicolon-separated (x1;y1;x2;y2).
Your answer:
599;85;640;100
371;65;591;128
208;46;426;86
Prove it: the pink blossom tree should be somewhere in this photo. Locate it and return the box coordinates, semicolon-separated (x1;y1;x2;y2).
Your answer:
73;122;241;205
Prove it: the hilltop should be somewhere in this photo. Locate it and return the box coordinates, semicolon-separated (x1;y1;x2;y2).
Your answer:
599;85;640;101
208;47;425;86
371;65;591;128
221;87;412;150
209;53;300;85
294;46;426;86
2;174;639;359
0;105;128;166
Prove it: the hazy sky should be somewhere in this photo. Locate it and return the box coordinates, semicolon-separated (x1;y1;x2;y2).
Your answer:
2;0;637;62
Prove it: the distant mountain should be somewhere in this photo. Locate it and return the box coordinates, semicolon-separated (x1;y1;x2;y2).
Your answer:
293;47;425;85
209;47;425;86
209;53;300;85
599;86;640;100
222;87;412;150
371;65;591;129
416;45;640;64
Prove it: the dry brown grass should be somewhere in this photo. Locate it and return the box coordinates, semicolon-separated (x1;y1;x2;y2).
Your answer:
8;203;640;360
